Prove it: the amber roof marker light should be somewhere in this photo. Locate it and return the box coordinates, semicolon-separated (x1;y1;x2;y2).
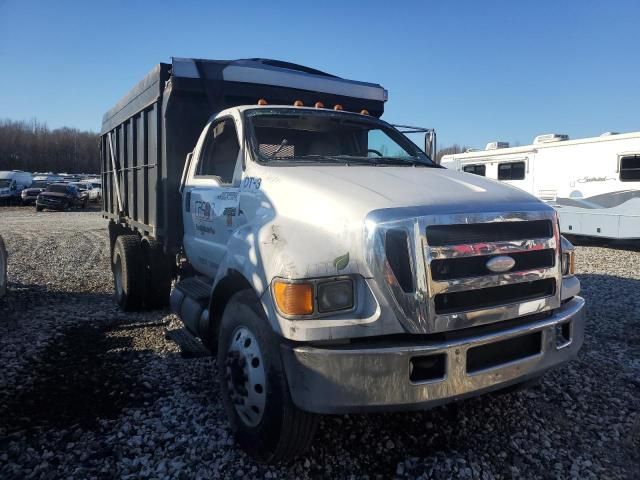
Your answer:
333;104;343;111
293;100;304;107
360;109;370;115
314;101;325;109
257;98;268;106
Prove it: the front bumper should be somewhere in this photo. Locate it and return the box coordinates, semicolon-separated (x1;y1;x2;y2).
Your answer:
281;296;585;414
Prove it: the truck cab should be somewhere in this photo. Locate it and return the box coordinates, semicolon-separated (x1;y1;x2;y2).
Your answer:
102;58;585;462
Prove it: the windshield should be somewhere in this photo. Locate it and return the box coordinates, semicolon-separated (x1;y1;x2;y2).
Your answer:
31;180;49;188
0;179;11;188
91;182;101;188
246;109;435;167
71;183;87;190
46;184;71;194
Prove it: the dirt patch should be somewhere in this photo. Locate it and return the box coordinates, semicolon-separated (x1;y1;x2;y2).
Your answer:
0;322;164;434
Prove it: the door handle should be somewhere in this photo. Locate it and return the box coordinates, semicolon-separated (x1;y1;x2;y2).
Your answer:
185;191;191;212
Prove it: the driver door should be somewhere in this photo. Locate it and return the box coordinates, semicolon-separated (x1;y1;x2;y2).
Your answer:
183;116;244;279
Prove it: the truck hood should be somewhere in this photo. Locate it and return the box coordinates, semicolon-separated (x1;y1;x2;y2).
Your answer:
39;192;71;199
258;165;546;219
251;165;550;279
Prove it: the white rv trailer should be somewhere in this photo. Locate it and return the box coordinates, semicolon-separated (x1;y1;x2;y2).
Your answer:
440;131;640;240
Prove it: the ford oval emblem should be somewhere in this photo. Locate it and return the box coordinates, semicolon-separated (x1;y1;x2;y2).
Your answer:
486;255;516;273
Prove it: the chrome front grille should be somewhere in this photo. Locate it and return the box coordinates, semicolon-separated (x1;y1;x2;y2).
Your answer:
424;212;561;333
365;208;562;335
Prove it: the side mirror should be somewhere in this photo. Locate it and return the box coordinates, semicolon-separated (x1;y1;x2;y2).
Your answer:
424;130;437;163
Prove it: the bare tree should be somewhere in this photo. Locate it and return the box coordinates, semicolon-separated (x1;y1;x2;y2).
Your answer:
0;119;99;173
436;144;472;163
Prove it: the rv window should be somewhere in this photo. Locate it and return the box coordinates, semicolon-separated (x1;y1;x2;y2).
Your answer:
620;155;640;181
497;161;525;180
196;118;240;183
462;164;486;176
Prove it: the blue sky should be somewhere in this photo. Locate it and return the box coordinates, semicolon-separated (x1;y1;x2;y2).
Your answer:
1;0;638;149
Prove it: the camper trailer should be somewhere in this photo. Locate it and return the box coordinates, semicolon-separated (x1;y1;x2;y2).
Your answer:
440;132;640;240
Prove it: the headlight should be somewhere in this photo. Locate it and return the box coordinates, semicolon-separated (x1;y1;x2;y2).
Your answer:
317;279;354;313
272;278;355;317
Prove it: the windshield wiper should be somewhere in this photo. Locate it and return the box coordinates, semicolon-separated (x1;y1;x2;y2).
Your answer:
367;156;435;167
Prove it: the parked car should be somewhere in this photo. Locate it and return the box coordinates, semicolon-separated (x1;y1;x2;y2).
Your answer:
0;234;6;298
36;183;88;211
21;179;50;205
87;179;102;202
0;170;33;204
70;181;100;202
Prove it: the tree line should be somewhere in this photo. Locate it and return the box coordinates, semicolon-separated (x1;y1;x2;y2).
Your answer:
436;144;471;163
0;119;99;174
0;116;468;173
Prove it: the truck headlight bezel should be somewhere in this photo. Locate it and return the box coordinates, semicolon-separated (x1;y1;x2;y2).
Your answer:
560;235;576;276
272;276;357;319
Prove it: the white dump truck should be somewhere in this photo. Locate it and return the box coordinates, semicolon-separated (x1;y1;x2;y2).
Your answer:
101;58;585;462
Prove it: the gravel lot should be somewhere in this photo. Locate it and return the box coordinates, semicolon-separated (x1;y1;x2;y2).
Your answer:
0;206;638;479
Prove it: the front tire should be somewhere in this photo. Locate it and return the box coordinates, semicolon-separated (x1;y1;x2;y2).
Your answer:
35;205;43;212
112;235;144;311
217;290;318;462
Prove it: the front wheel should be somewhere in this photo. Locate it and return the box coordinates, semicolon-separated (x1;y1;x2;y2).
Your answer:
217;290;318;462
35;205;43;212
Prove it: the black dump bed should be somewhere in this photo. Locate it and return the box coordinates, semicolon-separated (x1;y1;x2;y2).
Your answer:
100;57;387;253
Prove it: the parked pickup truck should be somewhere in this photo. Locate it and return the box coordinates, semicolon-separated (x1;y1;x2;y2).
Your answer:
36;183;88;211
102;58;585;462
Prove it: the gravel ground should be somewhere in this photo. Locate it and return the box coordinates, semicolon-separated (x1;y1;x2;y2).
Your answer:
0;206;638;479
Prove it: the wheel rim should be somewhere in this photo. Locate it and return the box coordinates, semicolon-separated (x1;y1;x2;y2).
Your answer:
225;326;266;427
114;256;123;299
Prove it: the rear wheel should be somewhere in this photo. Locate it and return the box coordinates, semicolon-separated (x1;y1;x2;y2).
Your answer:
142;237;173;309
217;290;318;462
112;235;144;311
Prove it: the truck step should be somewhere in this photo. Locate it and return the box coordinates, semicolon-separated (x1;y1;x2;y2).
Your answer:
175;276;211;301
165;327;211;358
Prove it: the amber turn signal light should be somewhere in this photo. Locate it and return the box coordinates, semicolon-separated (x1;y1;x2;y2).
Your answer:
273;280;314;316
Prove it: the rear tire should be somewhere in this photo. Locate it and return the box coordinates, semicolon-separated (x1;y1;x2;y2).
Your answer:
142;237;172;309
112;235;144;311
217;290;318;462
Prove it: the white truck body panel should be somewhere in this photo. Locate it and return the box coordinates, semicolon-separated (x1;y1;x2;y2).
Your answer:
183;106;556;341
440;132;640;239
